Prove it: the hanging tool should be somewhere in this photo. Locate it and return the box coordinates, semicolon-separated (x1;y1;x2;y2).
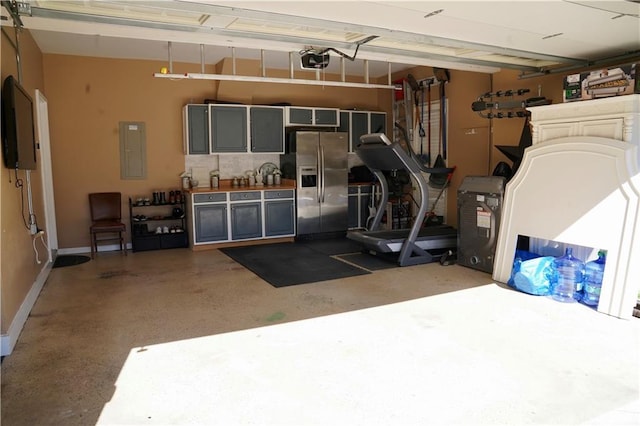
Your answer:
425;166;456;226
408;74;429;165
429;69;450;187
426;78;432;167
434;68;450;160
419;84;427;163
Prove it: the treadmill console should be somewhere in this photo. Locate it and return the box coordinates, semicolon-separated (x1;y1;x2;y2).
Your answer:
359;133;392;146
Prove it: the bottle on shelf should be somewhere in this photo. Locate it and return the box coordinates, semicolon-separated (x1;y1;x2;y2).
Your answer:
551;247;585;303
582;250;606;306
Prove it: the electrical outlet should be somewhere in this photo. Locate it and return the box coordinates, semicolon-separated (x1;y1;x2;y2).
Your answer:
29;224;38;235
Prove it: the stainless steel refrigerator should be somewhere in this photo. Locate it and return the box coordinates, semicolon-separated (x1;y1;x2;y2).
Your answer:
281;131;348;236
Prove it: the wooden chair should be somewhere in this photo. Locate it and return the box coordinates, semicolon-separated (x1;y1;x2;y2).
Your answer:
89;192;127;258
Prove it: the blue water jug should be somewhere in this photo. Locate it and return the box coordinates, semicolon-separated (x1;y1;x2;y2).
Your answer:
582;250;606;306
551;247;585;303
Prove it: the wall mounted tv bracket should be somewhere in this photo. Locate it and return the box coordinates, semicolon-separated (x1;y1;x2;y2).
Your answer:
471;88;551;119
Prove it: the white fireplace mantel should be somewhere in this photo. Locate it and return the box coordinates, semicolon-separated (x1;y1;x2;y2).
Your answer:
529;94;640;160
493;95;640;320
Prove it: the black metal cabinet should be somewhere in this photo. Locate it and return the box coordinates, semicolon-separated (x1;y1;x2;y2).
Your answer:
210;105;248;153
250;106;284;153
129;197;188;252
184;105;209;154
348;192;359;229
347;185;373;230
264;190;295;236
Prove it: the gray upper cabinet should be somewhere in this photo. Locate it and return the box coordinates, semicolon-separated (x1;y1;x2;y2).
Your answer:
286;107;313;126
210;105;248;153
370;112;386;134
314;108;339;126
250;106;284;153
339;111;350;133
285;106;340;127
341;110;387;152
350;112;369;151
184;104;209;155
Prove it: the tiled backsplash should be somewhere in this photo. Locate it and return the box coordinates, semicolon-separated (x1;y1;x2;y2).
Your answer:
185;154;281;181
186;152;365;183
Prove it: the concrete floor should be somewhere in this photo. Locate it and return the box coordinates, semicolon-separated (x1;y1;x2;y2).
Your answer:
1;247;638;425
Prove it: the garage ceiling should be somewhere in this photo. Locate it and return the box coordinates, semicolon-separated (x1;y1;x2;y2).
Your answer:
2;0;639;78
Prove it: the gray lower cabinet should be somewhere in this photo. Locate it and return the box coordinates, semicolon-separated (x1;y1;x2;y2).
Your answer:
231;202;262;240
264;189;295;237
191;190;295;246
265;200;295;236
230;191;262;240
194;204;228;242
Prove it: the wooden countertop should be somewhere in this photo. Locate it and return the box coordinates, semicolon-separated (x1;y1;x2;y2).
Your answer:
188;178;296;193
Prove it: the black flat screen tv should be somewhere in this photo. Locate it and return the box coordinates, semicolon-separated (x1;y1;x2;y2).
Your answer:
2;75;37;170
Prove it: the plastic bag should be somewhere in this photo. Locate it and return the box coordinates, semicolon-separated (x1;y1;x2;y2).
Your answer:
509;255;554;296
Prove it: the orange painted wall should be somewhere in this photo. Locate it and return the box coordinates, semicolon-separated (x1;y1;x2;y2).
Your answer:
488;69;566;172
387;66;493;226
1;29;46;334
42;55;219;249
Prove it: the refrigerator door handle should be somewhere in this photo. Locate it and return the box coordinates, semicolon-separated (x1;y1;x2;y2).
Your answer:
320;145;326;203
317;144;322;203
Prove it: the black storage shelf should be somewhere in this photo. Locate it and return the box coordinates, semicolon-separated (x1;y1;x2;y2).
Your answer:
129;197;188;252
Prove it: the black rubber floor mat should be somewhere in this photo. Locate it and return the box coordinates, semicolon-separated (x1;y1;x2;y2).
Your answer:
297;237;364;256
53;255;91;268
334;252;398;271
221;242;369;288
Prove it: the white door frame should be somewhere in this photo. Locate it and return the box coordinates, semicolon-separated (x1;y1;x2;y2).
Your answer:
35;89;58;261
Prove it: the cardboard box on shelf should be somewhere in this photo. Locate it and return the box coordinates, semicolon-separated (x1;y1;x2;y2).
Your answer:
563;63;639;102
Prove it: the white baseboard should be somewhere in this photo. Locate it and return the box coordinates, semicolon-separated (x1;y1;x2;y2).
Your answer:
58;243;132;256
1;261;53;356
